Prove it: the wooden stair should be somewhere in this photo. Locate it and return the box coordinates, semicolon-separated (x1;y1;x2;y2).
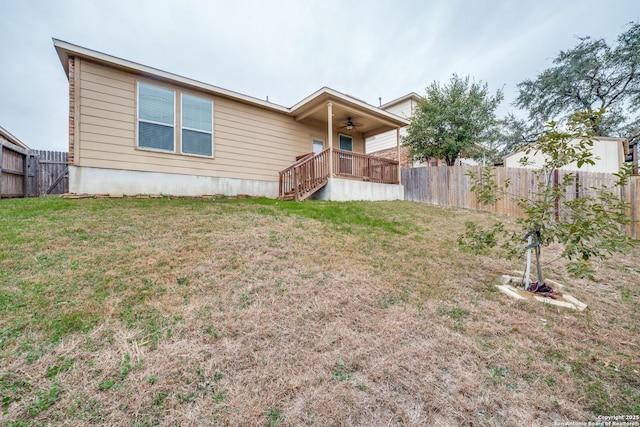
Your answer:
280;179;328;201
278;149;330;201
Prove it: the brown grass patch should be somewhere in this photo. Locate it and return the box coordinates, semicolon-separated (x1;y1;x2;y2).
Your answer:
0;197;638;425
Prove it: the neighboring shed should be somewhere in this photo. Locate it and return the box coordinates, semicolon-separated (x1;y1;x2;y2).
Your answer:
503;137;627;173
0;125;30;150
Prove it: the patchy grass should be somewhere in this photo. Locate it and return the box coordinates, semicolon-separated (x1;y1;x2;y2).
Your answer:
0;196;638;425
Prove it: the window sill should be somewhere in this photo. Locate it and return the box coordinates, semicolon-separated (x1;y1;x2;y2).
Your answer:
136;146;215;160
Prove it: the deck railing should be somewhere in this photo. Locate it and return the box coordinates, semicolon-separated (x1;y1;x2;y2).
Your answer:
278;148;330;201
279;148;400;200
332;148;399;184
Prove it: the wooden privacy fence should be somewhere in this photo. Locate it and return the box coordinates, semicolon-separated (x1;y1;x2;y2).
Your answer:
0;141;68;198
402;165;640;239
30;150;69;196
0;140;30;198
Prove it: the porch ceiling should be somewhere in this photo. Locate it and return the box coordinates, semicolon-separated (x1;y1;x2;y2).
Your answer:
290;88;409;138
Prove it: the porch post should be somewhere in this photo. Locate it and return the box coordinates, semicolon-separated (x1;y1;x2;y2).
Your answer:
396;128;401;182
327;102;333;178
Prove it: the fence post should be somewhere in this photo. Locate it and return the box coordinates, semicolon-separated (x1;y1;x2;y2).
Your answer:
28;152;38;197
22;149;28;197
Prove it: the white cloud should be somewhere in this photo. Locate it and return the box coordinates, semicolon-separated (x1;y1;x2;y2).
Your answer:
0;0;637;150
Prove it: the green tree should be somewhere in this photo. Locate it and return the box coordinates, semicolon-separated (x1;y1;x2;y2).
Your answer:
482;113;542;164
460;111;634;283
515;22;640;141
403;74;503;166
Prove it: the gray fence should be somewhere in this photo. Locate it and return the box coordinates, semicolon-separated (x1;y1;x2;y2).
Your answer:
30;150;69;196
0;141;68;198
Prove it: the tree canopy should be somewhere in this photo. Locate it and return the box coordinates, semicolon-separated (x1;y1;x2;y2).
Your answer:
403;74;503;166
515;22;640;141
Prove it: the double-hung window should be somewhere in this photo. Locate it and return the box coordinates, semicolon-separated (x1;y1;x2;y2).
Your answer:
138;82;175;151
181;94;213;157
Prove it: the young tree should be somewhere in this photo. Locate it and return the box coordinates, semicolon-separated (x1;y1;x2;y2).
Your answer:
516;22;640;141
403;74;503;166
460;111;635;284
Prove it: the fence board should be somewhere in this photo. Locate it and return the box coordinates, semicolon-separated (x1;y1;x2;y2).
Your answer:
29;150;69;195
402;166;640;238
0;141;27;198
0;145;68;198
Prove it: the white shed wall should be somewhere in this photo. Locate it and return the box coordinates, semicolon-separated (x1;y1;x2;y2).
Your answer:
504;138;625;173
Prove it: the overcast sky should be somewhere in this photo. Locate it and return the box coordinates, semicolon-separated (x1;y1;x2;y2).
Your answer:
1;0;638;151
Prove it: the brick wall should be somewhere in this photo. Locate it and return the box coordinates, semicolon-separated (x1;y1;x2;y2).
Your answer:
370;145;441;168
68;56;75;165
369;146;413;169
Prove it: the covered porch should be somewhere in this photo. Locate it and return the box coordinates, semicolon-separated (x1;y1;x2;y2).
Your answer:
279;88;409;201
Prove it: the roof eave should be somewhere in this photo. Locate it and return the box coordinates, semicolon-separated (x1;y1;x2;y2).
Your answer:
291;87;409;127
380;92;423;110
52;38;290;114
0;125;29;149
52;39;409;128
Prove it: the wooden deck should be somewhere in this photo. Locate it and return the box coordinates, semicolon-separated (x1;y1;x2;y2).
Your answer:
278;148;399;201
332;148;399;184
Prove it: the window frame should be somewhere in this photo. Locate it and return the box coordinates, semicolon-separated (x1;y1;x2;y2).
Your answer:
337;133;354;175
136;81;176;153
180;92;214;158
338;134;353;151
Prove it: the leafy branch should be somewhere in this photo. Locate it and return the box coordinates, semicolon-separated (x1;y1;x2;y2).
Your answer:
459;111;635;283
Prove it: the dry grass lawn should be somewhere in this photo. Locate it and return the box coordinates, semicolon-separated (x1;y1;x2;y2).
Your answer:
0;196;638;426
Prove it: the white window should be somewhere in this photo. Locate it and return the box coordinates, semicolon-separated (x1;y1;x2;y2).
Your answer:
137;82;175;151
339;134;353;151
181;93;213;157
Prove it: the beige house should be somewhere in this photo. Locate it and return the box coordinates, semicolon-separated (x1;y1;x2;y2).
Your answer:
53;40;408;201
504;137;628;173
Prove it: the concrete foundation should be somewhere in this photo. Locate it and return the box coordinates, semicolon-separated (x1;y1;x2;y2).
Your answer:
311;178;404;201
69;166;279;198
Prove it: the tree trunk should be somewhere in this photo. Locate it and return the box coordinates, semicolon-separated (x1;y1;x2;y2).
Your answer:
535;245;545;285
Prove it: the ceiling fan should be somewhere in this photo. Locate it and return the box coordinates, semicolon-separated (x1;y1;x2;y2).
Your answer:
340;117;362;131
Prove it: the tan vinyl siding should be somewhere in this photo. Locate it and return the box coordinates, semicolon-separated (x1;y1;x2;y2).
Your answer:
384;101;413;118
366;128;405;154
76;59;326;182
366;98;414;154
